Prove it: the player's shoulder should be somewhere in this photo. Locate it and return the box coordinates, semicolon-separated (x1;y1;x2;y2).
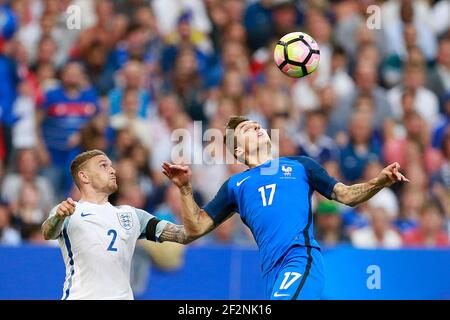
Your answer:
227;169;252;186
114;204;137;214
283;156;320;168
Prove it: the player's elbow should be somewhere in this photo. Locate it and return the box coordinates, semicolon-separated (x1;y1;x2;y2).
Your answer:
184;226;206;244
345;200;359;208
339;196;359;207
185;227;202;240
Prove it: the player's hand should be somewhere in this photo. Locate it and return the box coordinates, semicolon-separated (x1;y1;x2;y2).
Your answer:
376;162;410;187
56;198;76;219
162;162;192;188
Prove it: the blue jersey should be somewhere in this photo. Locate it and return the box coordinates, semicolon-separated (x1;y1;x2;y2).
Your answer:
204;156;338;276
41;86;99;153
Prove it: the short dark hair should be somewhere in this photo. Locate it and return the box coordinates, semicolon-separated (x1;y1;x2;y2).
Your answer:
223;116;249;160
70;149;106;189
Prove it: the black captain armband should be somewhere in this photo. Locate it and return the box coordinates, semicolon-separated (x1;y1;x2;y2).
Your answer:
146;217;161;241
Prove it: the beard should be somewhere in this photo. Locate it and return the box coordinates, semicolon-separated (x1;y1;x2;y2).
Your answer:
105;180;118;194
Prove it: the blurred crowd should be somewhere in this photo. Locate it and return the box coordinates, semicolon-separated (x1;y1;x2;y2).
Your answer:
0;0;449;249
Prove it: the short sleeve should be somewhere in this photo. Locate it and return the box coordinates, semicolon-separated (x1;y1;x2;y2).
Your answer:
290;156;339;199
135;208;168;242
203;178;236;226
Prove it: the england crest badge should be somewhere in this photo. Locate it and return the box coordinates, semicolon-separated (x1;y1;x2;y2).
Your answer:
117;212;133;230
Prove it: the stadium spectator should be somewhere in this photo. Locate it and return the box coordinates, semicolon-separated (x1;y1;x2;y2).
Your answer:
329;47;355;102
17;10;67;68
431;93;450;149
329;61;393;139
384;0;437;61
1;148;55;212
79;115;110;152
38;61;99;196
430;132;450;219
339;111;380;183
31;35;59;70
243;0;273;51
427;36;450;103
108;60;154;119
384;111;442;174
110;88;152;148
165;48;207;123
296;110;339;164
314;200;349;247
75;0;116;58
81;40;115;96
12;182;45;225
402;200;449;247
0;200;21;245
351;206;403;249
394;186;423;233
388;62;440;127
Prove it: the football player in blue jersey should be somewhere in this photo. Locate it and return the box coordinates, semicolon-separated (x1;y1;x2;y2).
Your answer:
162;116;409;300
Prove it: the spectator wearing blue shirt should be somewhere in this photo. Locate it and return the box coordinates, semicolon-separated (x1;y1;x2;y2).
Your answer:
108;60;153;119
39;62;99;197
339;111;381;183
297;110;339;165
431;93;450;149
0;4;18;161
243;0;273;51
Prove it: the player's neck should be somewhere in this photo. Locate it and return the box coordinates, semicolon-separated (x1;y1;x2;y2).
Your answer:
79;191;110;205
247;153;273;168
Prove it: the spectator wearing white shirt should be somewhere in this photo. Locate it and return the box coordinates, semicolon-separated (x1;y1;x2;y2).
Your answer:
0;201;21;245
388;62;440;127
1;149;55;212
351;206;403;249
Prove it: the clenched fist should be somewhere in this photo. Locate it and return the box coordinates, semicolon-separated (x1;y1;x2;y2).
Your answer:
56;197;76;218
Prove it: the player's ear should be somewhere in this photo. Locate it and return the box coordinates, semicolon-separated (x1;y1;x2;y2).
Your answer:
78;169;89;185
235;147;244;161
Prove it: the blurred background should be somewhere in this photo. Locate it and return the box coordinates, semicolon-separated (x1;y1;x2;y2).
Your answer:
0;0;449;299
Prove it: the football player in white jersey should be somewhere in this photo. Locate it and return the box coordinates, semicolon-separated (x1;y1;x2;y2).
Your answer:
41;149;193;300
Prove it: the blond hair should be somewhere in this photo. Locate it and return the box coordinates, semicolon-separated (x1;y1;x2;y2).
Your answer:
70;149;106;188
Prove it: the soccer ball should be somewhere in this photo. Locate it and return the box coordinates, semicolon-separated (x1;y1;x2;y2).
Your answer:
273;32;320;78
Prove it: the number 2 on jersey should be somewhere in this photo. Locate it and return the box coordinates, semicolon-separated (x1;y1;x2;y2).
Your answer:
258;183;276;206
107;229;118;252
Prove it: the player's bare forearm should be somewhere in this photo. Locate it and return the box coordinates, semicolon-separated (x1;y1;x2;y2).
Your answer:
41;215;65;240
331;180;383;207
159;222;201;244
178;183;215;237
42;198;76;240
332;162;409;207
161;162;215;239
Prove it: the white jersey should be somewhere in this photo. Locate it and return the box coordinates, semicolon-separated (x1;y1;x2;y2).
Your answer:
51;201;167;300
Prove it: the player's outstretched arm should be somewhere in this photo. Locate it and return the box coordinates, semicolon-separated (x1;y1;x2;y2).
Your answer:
162;162;215;240
158;222;204;244
331;162;409;207
41;198;76;240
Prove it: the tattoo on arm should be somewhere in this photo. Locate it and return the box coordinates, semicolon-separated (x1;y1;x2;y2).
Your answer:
333;179;383;207
178;183;214;235
41;215;65;240
159;222;212;244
